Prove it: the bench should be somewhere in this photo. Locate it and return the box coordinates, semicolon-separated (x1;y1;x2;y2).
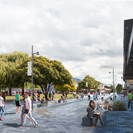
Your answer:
82;114;106;127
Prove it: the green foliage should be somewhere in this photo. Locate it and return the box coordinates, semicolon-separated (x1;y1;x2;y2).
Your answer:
110;85;116;93
0;51;29;88
0;52;73;98
77;75;99;90
113;100;127;111
13;55;73;94
54;82;77;92
105;100;109;104
116;84;123;94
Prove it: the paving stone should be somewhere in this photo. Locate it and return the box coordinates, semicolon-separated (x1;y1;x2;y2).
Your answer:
0;94;132;133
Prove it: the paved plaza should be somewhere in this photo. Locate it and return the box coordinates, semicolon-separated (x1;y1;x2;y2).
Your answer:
0;95;133;133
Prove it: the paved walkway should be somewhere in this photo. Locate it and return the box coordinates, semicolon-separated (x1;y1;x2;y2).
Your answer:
1;94;132;133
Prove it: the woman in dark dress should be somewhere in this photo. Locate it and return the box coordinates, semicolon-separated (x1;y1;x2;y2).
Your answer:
87;100;104;126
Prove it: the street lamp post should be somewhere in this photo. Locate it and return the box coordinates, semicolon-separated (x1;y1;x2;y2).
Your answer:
31;45;39;110
109;67;115;98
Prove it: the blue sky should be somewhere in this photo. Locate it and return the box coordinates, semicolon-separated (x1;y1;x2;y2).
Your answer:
0;0;132;85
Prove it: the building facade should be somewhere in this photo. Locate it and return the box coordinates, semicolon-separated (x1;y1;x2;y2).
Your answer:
123;19;133;89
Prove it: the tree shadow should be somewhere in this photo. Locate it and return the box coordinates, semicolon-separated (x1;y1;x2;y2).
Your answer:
3;123;19;128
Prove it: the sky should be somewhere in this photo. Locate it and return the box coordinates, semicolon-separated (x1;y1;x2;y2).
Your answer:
0;0;132;86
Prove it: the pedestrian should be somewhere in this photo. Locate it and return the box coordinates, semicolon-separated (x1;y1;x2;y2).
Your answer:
128;90;133;110
20;93;38;128
49;91;52;101
2;92;6;102
65;92;68;98
37;90;41;100
34;91;39;103
19;94;35;127
0;93;5;120
90;92;93;100
14;91;21;113
52;91;55;101
81;92;84;99
88;92;90;100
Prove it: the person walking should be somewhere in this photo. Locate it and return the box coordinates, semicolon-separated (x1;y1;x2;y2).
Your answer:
19;94;35;127
128;90;133;110
0;93;5;120
20;93;38;128
14;91;21;113
88;92;90;100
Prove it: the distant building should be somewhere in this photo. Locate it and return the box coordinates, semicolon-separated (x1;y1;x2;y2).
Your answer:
123;19;133;89
98;82;105;93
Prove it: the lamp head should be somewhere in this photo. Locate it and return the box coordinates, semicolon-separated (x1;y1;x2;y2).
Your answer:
36;52;39;55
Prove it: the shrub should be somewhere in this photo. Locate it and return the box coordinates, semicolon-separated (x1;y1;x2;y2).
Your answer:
105;100;109;104
113;100;127;111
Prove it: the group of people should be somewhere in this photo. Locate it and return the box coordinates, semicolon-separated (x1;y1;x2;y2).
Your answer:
48;91;55;101
87;97;113;126
88;91;99;101
0;91;38;128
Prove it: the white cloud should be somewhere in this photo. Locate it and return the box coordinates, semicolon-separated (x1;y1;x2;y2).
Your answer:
0;0;132;85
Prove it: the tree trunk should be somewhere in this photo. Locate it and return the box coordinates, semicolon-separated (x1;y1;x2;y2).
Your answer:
41;85;45;94
41;85;48;101
44;83;49;101
22;88;24;95
9;88;12;96
44;91;48;101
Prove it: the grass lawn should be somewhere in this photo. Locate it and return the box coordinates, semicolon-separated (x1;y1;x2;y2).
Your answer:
5;94;75;101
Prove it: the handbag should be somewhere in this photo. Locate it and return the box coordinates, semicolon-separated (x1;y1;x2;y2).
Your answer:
25;109;29;114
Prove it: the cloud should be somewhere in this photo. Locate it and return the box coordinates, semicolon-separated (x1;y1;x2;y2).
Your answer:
0;0;132;85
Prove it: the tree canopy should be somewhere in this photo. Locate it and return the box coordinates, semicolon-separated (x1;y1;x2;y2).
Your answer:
0;51;28;89
54;82;77;92
0;52;74;99
78;75;99;90
116;84;123;94
12;55;73;99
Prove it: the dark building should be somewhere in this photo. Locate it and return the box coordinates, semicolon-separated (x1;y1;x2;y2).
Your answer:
123;19;133;88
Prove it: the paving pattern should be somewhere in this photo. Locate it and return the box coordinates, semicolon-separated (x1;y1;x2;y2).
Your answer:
0;95;133;133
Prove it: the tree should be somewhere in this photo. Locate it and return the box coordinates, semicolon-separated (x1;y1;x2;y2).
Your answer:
110;85;116;93
54;82;77;92
0;52;29;95
14;56;73;100
116;84;123;94
77;75;99;90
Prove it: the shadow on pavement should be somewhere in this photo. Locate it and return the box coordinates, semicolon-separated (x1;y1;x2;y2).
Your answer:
4;112;16;115
3;123;19;128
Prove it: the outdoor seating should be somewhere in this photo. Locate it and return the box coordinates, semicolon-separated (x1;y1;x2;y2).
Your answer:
82;113;106;127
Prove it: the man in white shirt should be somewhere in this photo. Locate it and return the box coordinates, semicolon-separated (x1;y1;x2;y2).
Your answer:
21;93;38;128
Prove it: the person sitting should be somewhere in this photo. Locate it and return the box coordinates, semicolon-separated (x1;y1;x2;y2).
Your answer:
99;97;106;111
108;97;113;110
87;100;104;126
58;96;65;103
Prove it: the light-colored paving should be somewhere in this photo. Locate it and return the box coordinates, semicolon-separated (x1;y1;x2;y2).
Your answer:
1;94;132;133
